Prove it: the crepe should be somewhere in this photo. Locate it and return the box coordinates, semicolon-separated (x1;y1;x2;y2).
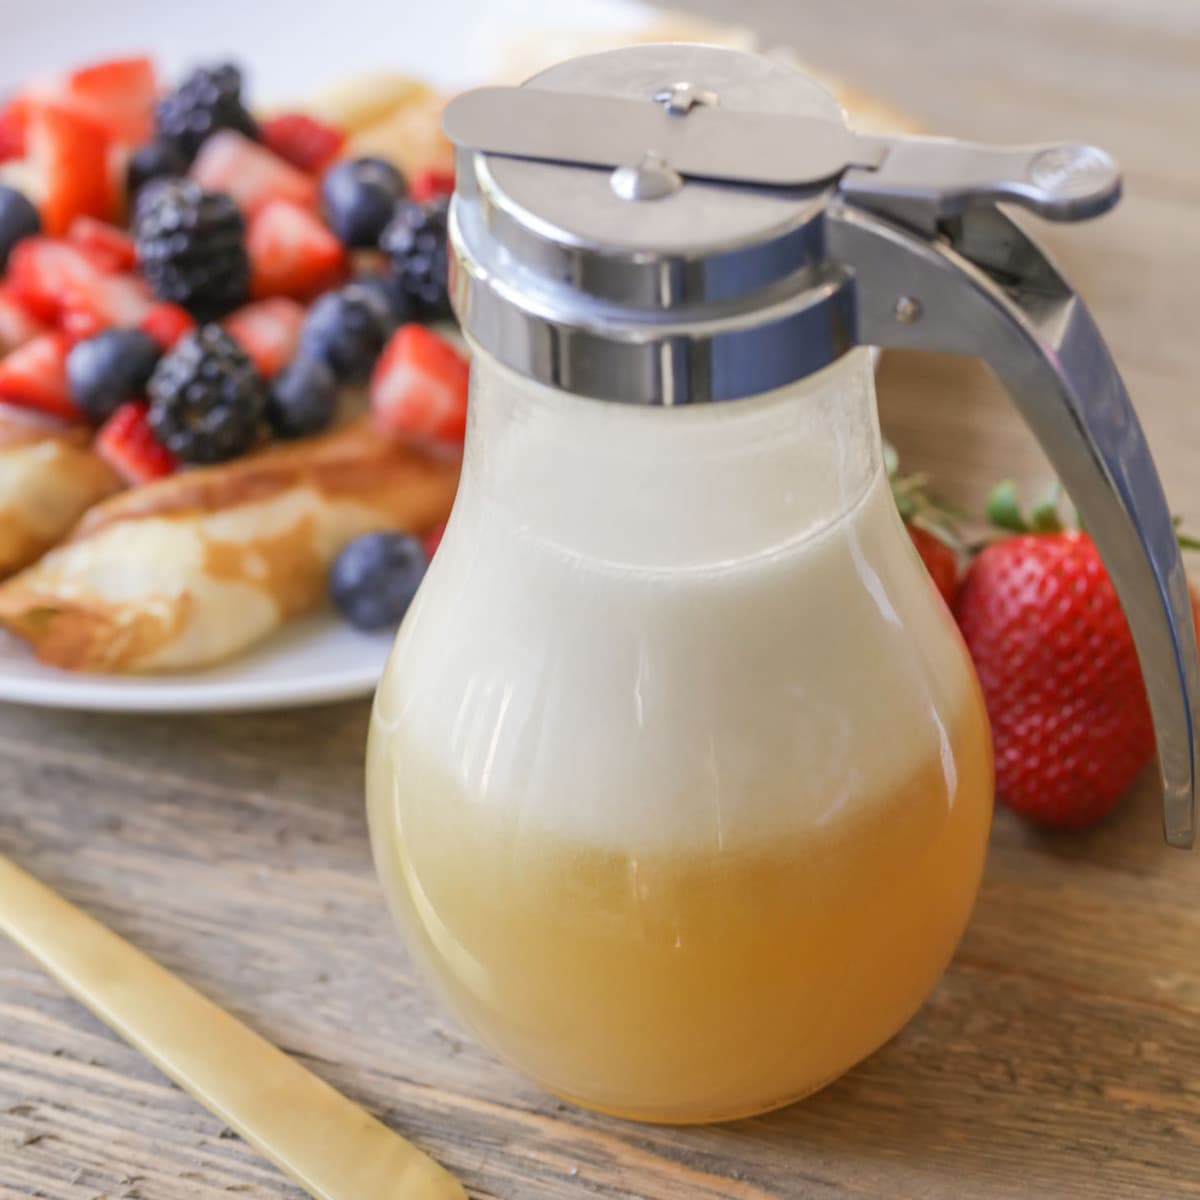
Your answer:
0;421;459;673
0;416;120;579
305;75;455;177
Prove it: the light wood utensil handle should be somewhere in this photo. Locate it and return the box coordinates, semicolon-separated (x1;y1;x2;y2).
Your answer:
0;854;465;1200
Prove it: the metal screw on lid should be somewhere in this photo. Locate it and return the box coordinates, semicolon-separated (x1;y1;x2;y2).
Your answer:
652;82;720;114
610;153;683;202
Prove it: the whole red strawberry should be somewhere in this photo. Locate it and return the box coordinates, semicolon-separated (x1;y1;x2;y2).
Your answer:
908;524;959;608
885;442;962;607
955;486;1192;828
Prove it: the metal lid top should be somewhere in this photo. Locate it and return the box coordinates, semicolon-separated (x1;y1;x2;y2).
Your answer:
448;44;858;404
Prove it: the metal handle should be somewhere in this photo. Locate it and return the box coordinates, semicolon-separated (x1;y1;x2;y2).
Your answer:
828;202;1198;848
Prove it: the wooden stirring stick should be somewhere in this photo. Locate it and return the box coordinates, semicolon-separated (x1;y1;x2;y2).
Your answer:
0;854;465;1200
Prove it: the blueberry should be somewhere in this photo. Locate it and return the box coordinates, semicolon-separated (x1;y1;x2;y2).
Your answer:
353;271;413;326
267;356;338;439
300;283;392;383
0;186;40;272
329;531;428;631
126;138;190;199
66;330;163;422
321;157;406;248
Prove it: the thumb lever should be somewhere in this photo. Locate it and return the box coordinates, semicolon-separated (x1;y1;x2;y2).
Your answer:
841;137;1122;231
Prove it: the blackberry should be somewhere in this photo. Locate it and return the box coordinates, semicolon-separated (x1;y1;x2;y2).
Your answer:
300;283;394;383
352;271;413;326
156;63;258;160
126;137;190;200
147;325;268;463
379;197;451;319
135;180;249;320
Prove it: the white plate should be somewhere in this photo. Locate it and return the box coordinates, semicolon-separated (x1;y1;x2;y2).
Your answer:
0;618;396;712
0;0;655;712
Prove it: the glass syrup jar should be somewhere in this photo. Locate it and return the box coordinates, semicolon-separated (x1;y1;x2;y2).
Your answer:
367;44;1198;1123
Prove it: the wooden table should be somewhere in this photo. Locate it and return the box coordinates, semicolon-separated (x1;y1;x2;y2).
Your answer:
3;2;1199;1197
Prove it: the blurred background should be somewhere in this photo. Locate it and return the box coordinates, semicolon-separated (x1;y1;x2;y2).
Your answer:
4;0;1194;525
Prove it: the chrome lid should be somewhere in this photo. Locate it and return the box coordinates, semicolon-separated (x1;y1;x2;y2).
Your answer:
445;43;1121;406
447;44;857;405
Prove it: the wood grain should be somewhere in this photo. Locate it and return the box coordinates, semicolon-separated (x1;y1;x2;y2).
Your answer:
3;2;1200;1197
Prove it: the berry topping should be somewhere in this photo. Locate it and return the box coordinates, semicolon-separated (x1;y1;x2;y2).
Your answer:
379;196;450;319
408;166;455;204
267;355;338;439
126;136;190;200
370;323;468;444
57;271;152;341
0;286;46;355
5;236;95;322
65;328;161;421
190;129;317;218
94;399;177;484
223;297;305;377
134;179;249;319
247;198;345;300
155;63;257;160
329;531;428;631
261;112;345;175
138;302;195;350
0;331;78;420
147;324;267;463
423;518;446;559
67;215;137;273
321;156;405;248
299;282;393;383
0;103;27;163
352;271;412;325
0;185;41;271
63;56;158;145
26;101;115;235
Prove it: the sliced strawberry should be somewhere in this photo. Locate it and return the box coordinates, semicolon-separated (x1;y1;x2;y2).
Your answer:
139;302;195;350
191;130;318;219
371;324;469;444
26;100;114;235
409;166;455;203
261;112;345;175
0;332;79;419
63;57;157;146
58;272;152;341
0;286;48;355
5;237;99;323
94;399;177;484
0;101;27;163
247;198;345;301
68;215;137;272
423;518;447;559
223;297;306;377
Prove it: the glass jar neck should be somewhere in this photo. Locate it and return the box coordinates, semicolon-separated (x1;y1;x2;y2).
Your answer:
457;344;883;570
